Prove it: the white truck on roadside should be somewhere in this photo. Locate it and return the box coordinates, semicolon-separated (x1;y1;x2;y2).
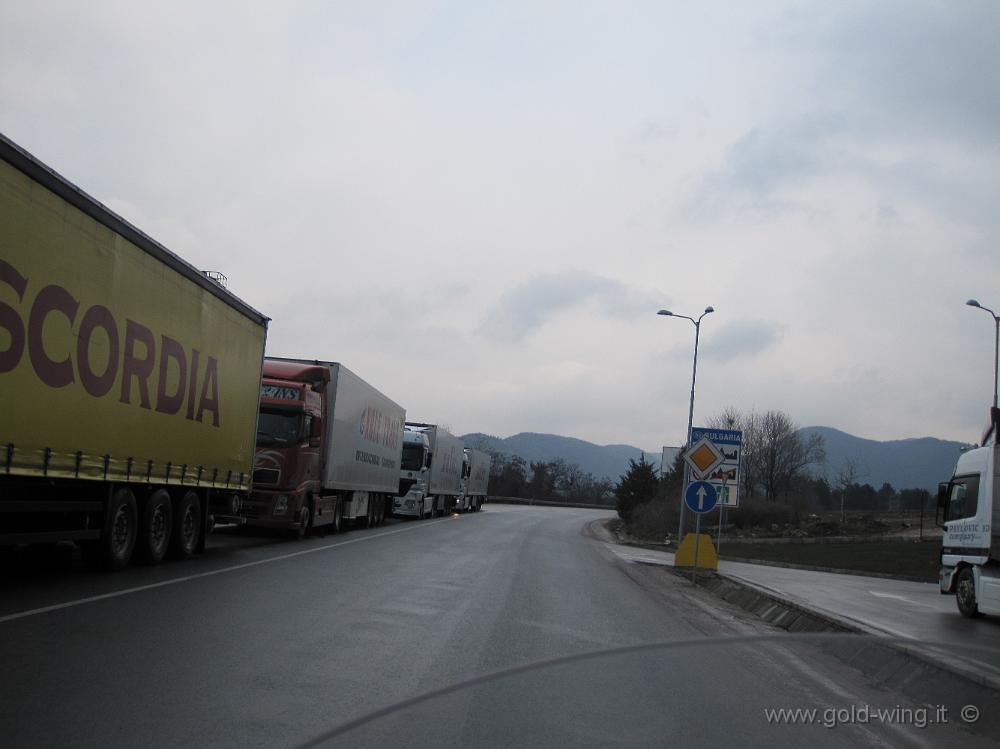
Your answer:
245;358;405;535
938;406;1000;617
455;448;490;512
394;423;463;518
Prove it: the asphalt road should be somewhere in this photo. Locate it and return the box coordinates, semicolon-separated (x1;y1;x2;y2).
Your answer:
0;505;993;748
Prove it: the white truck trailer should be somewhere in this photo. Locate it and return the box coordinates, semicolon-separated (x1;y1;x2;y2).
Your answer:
394;423;463;518
938;406;1000;617
245;358;405;536
455;448;491;512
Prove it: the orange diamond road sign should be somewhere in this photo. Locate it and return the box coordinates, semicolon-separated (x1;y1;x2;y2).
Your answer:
683;437;725;478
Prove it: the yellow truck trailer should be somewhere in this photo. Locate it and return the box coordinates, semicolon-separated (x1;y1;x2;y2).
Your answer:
0;133;268;568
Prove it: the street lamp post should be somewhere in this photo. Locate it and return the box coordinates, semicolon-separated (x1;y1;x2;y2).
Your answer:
967;299;999;409
658;305;714;542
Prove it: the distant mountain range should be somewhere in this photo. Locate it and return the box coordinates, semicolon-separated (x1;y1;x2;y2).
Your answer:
798;426;970;492
461;428;972;492
461;432;656;483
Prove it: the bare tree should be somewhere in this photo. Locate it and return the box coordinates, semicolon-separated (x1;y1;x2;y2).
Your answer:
759;411;826;501
835;457;863;523
706;406;743;431
707;407;824;501
706;406;763;499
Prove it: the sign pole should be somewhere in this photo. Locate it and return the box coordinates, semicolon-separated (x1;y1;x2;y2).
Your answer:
716;478;727;554
692;514;702;584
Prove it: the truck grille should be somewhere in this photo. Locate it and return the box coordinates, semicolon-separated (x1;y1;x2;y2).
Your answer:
253;468;280;485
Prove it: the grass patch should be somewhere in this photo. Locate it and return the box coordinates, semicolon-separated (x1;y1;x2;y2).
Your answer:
719;541;939;581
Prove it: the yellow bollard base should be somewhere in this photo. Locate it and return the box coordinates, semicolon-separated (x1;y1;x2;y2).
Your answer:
674;533;718;570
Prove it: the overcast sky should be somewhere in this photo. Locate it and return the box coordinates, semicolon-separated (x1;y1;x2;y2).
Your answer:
3;1;999;450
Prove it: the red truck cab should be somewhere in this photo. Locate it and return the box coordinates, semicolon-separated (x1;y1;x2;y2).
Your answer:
245;360;329;536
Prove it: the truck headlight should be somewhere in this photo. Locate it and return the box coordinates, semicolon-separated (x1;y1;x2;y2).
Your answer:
273;495;289;515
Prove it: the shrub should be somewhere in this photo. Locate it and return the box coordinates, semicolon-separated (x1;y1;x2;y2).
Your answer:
628;498;679;541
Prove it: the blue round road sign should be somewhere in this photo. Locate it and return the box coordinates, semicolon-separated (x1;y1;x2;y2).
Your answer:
685;481;718;514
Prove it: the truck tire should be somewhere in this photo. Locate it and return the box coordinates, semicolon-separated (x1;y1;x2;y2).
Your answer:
137;489;172;565
295;498;314;540
956;567;983;618
171;491;202;559
332;500;342;534
95;487;138;570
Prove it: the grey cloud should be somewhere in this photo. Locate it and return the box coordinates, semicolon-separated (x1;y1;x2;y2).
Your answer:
478;271;662;343
803;1;1000;144
722;120;837;195
686;114;862;220
701;319;783;362
686;2;1000;222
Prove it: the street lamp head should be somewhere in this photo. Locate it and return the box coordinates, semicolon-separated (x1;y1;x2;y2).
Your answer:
657;309;673;316
704;306;715;314
967;299;982;308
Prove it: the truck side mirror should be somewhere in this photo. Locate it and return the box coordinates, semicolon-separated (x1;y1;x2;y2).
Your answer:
936;482;949;527
309;417;322;448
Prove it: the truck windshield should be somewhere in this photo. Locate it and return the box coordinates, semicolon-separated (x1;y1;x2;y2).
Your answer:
256;410;304;448
401;444;425;471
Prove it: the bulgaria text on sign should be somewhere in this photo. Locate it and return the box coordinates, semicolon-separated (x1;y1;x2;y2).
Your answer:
690;427;742;508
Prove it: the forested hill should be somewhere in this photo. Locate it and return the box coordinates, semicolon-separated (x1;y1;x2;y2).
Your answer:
462;428;971;490
461;432;656;482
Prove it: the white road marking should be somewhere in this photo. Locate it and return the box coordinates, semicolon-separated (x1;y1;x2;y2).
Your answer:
0;519;452;625
867;591;939;609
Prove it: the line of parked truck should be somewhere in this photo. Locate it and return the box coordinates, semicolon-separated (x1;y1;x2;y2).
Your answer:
0;133;490;570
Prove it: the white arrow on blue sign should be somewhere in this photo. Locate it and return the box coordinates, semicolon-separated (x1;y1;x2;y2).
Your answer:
684;480;718;514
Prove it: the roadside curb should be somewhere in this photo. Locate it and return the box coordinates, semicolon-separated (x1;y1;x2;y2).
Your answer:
592;520;1000;733
673;568;857;634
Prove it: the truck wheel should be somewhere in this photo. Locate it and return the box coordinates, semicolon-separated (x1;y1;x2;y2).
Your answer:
96;488;137;570
295;499;314;540
376;496;385;526
137;489;172;565
332;500;342;534
956;568;983;618
171;491;202;559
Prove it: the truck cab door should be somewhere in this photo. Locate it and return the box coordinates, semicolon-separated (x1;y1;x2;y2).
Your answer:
941;475;989;566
